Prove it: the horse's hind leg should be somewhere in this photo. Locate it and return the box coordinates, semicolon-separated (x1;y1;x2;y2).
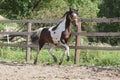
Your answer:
49;45;57;62
34;50;39;64
34;42;44;64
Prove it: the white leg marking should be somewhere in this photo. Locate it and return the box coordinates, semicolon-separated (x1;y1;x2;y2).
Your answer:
63;44;70;57
48;45;57;62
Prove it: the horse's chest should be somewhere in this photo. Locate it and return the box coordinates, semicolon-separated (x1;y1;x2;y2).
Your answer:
63;30;71;39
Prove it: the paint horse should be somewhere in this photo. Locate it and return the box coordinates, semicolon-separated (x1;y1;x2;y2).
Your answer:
31;8;78;65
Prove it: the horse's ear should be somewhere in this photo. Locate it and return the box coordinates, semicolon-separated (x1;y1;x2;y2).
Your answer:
76;9;78;13
69;7;72;11
77;9;78;12
76;9;78;15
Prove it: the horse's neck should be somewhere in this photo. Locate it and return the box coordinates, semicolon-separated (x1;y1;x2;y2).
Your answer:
65;16;71;31
58;15;71;31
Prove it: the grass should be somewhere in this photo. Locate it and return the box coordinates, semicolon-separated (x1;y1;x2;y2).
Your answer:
0;47;120;67
80;50;120;67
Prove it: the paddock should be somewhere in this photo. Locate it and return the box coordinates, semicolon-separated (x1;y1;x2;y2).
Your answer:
0;62;120;80
0;18;120;80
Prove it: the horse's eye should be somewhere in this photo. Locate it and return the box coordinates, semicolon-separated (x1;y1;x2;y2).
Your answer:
71;13;77;18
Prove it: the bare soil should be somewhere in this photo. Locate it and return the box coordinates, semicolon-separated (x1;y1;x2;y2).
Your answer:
0;61;120;80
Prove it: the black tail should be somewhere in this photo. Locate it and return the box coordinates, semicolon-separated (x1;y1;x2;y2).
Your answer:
31;31;39;44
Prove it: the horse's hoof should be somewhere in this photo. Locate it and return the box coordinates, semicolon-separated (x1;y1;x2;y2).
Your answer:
33;60;37;65
59;62;62;65
66;56;70;62
34;62;37;65
53;56;57;62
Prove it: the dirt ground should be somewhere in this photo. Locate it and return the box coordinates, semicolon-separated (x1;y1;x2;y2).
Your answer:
0;61;120;80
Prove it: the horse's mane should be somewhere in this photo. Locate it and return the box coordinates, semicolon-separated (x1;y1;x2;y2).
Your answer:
58;11;68;22
61;11;68;19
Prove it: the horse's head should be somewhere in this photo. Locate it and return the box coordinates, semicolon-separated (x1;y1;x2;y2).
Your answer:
67;8;78;27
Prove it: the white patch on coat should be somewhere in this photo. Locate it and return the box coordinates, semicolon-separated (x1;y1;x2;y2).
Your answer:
49;16;66;44
34;27;44;38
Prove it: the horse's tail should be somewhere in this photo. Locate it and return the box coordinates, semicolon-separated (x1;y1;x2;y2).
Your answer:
31;28;43;44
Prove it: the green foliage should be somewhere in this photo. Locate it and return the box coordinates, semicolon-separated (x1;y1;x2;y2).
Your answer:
0;0;35;19
98;0;120;18
0;0;99;19
0;14;19;31
93;0;120;45
0;23;19;30
35;0;68;19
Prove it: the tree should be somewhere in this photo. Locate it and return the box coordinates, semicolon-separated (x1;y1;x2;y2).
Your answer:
0;0;32;19
96;0;120;45
0;0;99;20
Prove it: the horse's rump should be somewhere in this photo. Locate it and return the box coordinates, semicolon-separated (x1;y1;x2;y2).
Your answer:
31;28;43;44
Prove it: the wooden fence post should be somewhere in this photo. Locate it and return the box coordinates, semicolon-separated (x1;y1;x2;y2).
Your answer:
26;22;32;62
74;21;81;64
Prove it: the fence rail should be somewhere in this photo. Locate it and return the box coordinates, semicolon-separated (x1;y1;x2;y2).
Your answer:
0;17;120;23
1;32;120;37
0;43;120;51
0;18;120;64
0;32;28;35
0;43;37;48
72;32;120;36
80;17;120;22
0;20;59;23
70;46;120;50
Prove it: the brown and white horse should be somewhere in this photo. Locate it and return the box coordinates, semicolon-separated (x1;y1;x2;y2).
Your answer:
31;8;78;65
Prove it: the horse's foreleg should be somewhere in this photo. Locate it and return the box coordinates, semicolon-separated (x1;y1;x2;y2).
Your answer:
59;44;70;65
65;44;70;61
49;45;57;62
59;51;65;65
63;44;70;61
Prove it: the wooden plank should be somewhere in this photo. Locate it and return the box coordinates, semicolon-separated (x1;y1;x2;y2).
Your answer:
0;43;37;48
0;32;28;36
0;20;59;23
80;18;120;23
0;18;120;23
26;22;32;62
74;21;81;64
1;32;120;37
72;32;120;37
0;43;120;51
70;46;120;50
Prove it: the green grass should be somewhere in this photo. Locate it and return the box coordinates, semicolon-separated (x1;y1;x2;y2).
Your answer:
0;47;120;67
80;50;120;67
